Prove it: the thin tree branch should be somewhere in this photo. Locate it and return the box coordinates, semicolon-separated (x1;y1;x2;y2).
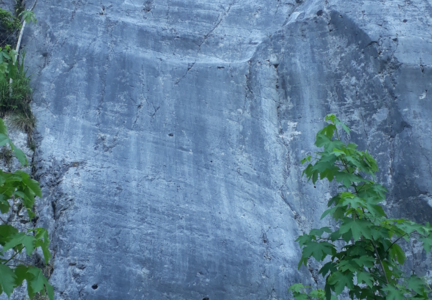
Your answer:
29;0;39;12
385;234;408;253
371;239;389;284
4;250;19;264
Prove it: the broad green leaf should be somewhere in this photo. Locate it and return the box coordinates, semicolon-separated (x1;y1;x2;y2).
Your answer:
302;241;335;262
309;289;325;299
335;172;364;188
309;227;332;238
312;171;319;184
366;203;386;218
14;265;29;286
332;207;346;221
296;234;313;246
45;283;54;300
347;143;357;149
421;235;432;253
389;243;406;265
0;133;9;146
22;177;42;198
31;228;51;264
329;229;342;241
289;283;307;293
27;267;53;300
315;133;331;148
339;218;372;241
371;226;390;241
383;285;404;300
328;271;354;295
339;194;364;210
313;155;337;173
319;262;336;277
339;260;359;273
357;271;374;288
320;166;339;182
319;124;337;139
321;207;336;220
0;265;15;296
0;225;18;245
353;256;375;268
293;293;309;300
0;194;9;214
298;256;308;269
340;123;350;134
303;164;313;178
325;114;337;124
10;143;28;166
301;156;311;164
13;190;27;199
3;232;35;256
407;275;425;295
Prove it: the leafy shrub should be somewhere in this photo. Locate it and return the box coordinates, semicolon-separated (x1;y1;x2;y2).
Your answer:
0;47;33;118
0;8;20;49
0;8;20;33
290;114;432;299
0;118;53;299
0;6;36;136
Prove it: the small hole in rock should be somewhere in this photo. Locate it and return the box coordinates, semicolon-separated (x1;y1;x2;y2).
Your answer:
168;133;174;137
316;10;323;16
403;19;407;23
92;284;98;290
203;298;209;300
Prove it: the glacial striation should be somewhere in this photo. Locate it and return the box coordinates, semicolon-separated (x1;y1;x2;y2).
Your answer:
3;0;432;299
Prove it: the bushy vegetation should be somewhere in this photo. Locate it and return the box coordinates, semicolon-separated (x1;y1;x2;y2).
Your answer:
0;46;33;119
0;7;35;135
290;115;432;299
0;118;53;299
0;5;53;300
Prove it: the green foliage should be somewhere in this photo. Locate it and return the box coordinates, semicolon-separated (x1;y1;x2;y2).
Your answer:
0;6;36;133
0;46;33;118
0;118;53;300
289;283;339;300
0;8;21;32
290;114;432;300
19;11;36;25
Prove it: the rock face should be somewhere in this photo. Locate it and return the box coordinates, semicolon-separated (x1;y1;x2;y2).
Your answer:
7;0;432;299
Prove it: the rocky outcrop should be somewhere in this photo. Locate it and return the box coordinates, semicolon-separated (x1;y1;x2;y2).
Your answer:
4;0;431;299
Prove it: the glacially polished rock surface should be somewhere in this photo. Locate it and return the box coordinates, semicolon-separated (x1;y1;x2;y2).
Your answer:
8;0;432;299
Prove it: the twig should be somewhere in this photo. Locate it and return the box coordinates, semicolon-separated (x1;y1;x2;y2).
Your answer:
371;239;389;284
385;234;408;253
8;257;31;267
4;250;19;264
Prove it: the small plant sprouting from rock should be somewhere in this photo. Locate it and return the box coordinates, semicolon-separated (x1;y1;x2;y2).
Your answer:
9;111;36;132
290;114;432;299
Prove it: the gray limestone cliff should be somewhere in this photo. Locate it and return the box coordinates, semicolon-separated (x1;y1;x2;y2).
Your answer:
3;0;432;299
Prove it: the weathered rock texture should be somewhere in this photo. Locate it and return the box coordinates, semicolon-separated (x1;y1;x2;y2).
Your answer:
5;0;432;299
